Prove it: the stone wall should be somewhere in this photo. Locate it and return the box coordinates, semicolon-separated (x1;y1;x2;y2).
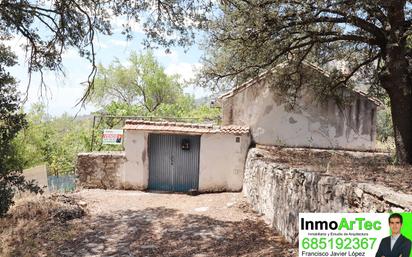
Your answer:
76;152;126;189
243;148;412;245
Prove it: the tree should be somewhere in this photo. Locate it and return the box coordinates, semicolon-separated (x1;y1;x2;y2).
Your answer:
0;44;42;217
376;98;394;144
187;1;412;164
13;104;52;169
8;0;411;164
0;0;211;102
13;104;92;176
91;51;182;113
0;1;214;178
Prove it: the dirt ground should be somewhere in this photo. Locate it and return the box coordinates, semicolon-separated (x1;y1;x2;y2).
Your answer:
47;189;295;257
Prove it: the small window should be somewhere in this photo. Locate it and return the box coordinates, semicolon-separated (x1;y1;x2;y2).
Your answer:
235;136;240;143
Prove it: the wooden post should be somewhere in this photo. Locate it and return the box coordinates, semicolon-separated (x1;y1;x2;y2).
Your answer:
90;115;96;151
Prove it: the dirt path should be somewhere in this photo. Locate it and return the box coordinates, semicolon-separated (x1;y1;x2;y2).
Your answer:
54;189;295;257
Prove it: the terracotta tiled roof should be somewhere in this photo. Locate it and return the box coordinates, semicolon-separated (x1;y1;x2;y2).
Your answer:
124;120;249;135
219;125;250;134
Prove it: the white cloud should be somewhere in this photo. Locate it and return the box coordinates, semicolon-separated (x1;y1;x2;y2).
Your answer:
165;62;211;98
110;14;144;34
165;62;201;82
20;73;96;116
8;55;95;117
93;35;110;49
154;49;179;63
97;41;109;49
109;38;130;47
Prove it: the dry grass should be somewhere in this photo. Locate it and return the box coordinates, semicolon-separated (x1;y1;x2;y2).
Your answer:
256;146;412;194
0;194;87;257
1;191;297;257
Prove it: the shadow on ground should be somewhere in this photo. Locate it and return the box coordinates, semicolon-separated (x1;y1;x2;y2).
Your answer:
57;207;293;257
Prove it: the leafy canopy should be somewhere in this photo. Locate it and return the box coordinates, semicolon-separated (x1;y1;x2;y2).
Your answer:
91;51;182;113
13;104;92;176
195;1;408;92
181;0;412;164
0;0;212;101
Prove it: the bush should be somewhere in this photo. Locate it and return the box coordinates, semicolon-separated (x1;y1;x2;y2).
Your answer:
0;45;42;217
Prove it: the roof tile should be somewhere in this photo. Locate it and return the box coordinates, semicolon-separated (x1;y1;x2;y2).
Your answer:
124;120;249;135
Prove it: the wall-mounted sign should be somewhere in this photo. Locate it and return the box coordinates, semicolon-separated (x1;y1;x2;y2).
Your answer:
299;213;394;257
102;129;123;145
181;138;190;150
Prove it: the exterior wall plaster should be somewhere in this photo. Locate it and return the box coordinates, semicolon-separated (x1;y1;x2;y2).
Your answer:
198;133;251;192
77;130;251;192
123;130;149;189
222;79;377;150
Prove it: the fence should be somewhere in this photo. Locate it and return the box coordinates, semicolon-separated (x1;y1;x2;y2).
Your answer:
47;175;76;192
90;114;221;151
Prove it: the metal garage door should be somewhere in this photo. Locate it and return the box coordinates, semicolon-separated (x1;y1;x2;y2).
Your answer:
148;134;200;192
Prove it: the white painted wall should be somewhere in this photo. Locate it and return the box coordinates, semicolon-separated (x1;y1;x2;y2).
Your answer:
222;79;377;150
123;130;149;189
198;133;251;192
23;164;48;189
123;130;251;192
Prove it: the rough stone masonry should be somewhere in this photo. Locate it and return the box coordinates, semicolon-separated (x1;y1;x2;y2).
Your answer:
243;148;412;245
76;152;126;189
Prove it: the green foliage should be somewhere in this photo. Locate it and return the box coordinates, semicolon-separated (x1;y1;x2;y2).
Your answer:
91;51;183;112
92;51;220;121
88;51;221;151
10;53;220;178
0;44;42;217
14;104;91;176
97;94;220;122
0;0;205;94
13;104;51;169
153;94;198;118
189;104;221;122
103;102;144;117
376;98;394;143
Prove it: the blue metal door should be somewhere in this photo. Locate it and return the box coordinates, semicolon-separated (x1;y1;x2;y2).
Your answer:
148;134;200;192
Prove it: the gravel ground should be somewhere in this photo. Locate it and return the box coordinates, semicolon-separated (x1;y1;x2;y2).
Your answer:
55;189;296;257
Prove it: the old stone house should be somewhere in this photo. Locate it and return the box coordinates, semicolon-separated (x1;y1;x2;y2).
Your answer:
219;62;380;150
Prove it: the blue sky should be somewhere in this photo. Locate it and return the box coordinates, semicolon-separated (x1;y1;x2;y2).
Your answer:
6;18;210;116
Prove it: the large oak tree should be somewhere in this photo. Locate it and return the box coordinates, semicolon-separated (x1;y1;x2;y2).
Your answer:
195;0;412;164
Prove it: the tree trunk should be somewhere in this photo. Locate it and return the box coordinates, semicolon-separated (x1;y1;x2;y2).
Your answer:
388;89;412;164
383;0;412;164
